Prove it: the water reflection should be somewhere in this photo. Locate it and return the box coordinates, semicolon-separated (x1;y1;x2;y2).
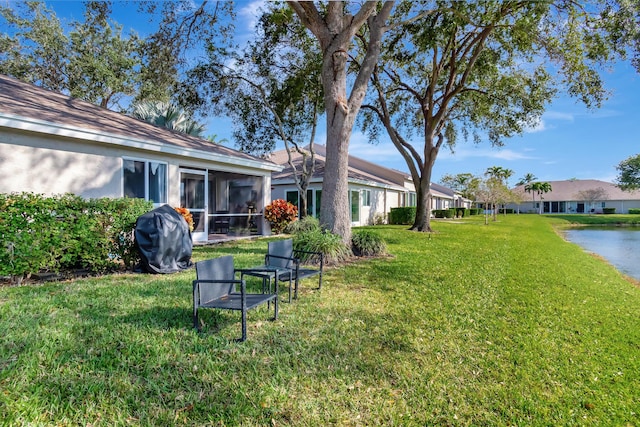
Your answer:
564;227;640;280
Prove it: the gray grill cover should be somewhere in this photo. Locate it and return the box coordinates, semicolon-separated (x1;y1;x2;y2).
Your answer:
135;204;193;274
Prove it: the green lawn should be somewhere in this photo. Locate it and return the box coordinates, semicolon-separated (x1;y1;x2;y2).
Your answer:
1;215;639;426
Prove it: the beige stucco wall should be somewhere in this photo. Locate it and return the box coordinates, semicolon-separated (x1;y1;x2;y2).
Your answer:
0;129;122;198
0;127;274;211
272;182;404;226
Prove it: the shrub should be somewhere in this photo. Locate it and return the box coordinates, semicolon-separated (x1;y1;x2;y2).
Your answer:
434;209;455;218
455;207;470;218
372;213;387;225
293;229;351;265
469;208;483;216
0;193;152;283
352;229;387;257
264;199;298;234
0;192;60;283
603;207;616;214
100;198;153;269
389;207;416;225
285;215;319;234
629;208;640;214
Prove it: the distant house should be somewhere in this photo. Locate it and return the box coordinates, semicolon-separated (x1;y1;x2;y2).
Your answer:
0;74;282;242
509;179;640;214
268;144;469;225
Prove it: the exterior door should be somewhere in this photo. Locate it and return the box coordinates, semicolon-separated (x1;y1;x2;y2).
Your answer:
180;169;208;242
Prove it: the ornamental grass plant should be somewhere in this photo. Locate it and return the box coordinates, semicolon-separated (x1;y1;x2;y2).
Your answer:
1;215;640;425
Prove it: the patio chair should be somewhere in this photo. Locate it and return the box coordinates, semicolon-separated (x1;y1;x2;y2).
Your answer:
193;255;278;342
266;239;323;301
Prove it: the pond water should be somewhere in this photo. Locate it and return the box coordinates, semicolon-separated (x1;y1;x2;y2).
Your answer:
564;227;640;280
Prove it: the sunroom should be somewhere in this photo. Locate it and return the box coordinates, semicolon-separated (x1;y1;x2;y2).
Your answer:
0;74;281;244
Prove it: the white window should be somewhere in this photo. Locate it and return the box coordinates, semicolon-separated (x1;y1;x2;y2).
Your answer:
123;159;167;204
408;192;417;207
351;190;360;221
362;190;371;207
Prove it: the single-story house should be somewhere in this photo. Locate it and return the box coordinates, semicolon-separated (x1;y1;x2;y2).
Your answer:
0;74;282;242
508;179;640;214
268;143;470;225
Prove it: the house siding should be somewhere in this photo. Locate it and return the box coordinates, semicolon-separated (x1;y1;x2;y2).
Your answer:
508;180;640;214
0;130;122;198
273;182;405;226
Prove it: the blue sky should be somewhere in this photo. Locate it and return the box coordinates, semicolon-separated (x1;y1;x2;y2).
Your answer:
32;1;640;186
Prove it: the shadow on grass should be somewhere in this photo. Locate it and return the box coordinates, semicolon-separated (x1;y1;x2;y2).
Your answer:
115;303;277;341
117;305;194;330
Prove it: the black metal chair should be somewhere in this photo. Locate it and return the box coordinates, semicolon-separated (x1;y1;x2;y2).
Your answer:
266;239;323;301
193;255;278;342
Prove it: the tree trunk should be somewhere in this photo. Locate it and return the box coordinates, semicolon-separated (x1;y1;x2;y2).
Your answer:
411;145;438;232
287;1;393;245
299;192;308;218
320;96;352;240
411;177;431;232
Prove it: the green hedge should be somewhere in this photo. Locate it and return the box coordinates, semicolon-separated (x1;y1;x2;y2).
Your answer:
603;207;616;214
434;209;455;218
389;207;416;225
0;193;152;283
629;208;640;214
455;208;470;217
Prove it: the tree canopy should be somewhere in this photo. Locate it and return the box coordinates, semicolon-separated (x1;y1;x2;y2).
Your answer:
0;1;232;112
359;0;627;232
615;153;640;191
184;4;324;217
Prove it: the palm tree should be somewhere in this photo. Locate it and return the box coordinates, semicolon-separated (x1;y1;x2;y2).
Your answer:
130;101;206;137
484;166;514;217
516;173;537;186
524;182;552;214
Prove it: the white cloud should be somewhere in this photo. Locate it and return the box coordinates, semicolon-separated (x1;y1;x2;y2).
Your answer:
523;118;546;133
493;149;536;160
349;137;403;162
441;147;536;162
238;1;266;31
544;111;575;121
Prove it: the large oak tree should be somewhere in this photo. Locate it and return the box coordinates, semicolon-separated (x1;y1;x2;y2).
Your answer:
360;0;626;232
286;1;394;243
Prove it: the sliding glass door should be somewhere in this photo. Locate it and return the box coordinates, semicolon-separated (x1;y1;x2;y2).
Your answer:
180;169;207;241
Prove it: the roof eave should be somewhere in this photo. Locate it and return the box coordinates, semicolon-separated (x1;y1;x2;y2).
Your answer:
0;112;283;173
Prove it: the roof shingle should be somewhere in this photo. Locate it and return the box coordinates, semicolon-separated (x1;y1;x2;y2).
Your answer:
0;74;274;166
